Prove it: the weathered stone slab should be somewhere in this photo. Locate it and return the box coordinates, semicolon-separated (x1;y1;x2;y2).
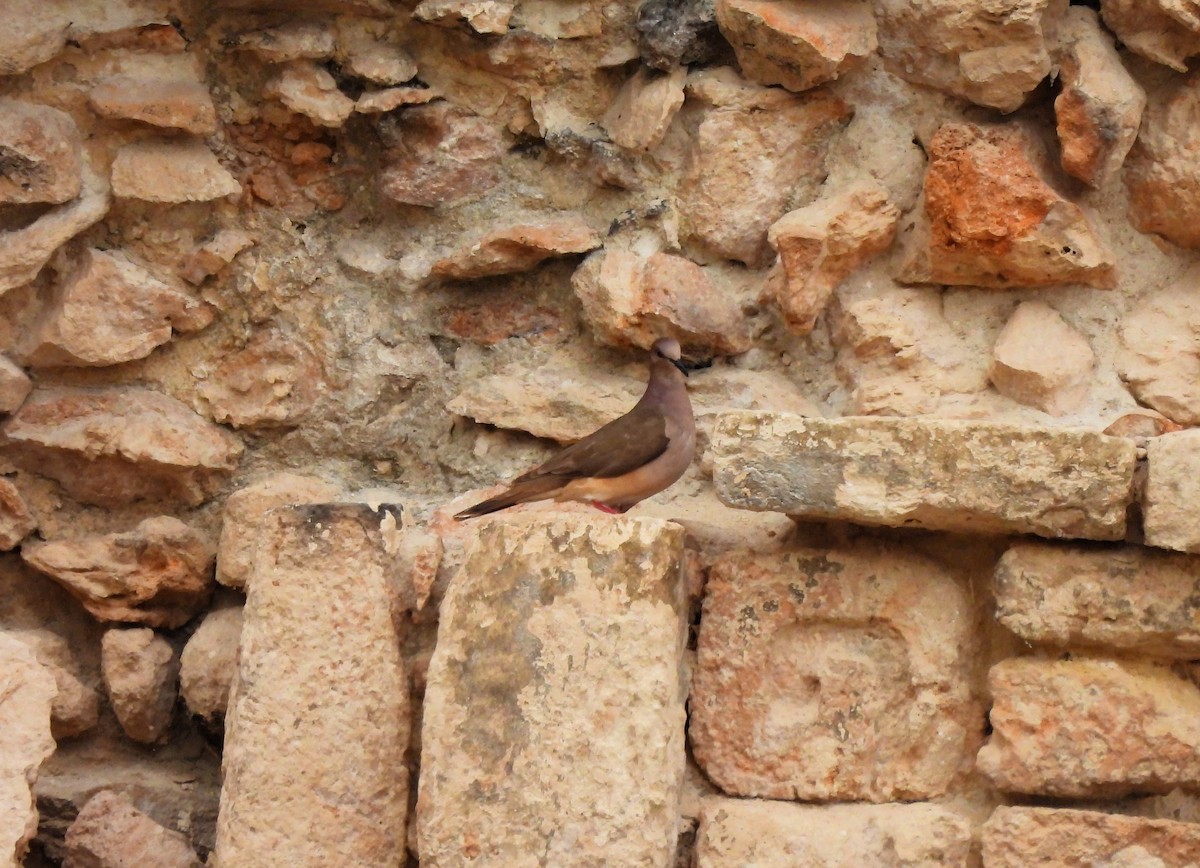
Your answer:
712;412;1135;539
690;543;978;801
982;806;1200;867
1118;266;1200;425
995;541;1200;658
66;790;201;868
0;632;56;867
215;504;410;867
695;797;971;867
417;516;687;867
1144;430;1200;553
977;656;1200;798
111;139;241;204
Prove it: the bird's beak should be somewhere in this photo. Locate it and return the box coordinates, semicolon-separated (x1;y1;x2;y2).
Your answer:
671;358;689;377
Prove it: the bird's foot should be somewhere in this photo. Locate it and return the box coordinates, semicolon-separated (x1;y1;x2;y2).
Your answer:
590;501;622;514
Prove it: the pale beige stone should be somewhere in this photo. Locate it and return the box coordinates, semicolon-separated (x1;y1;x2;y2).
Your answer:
875;0;1067;112
418;516;687;867
898;123;1116;289
712;412;1136;540
1144;430;1200;553
695;798;972;866
572;247;753;356
0;633;56;867
603;65;686;152
1099;0;1200;72
679;70;851;266
101;627;178;744
111;139;241;203
414;0;515;34
691;543;978;801
21;517;214;629
355;86;440;114
715;0;876;93
65;790;200;868
264;61;356;128
89;76;218;135
0;99;82;205
983;806;1200;867
0;1;171;75
995;541;1200;657
22;248;212;368
0;165;109;297
989;300;1094;415
335;21;417;84
765;179;899;335
1125;72;1200;249
1118;267;1200;424
1053;8;1146;187
229;21;335;62
196;330;323;429
2;386;243;508
977;656;1200;797
179;605;243;723
178;229;255;286
5;628;99;741
0;479;35;551
216;473;344;589
215;505;409;867
430;216;600;280
0;357;31;414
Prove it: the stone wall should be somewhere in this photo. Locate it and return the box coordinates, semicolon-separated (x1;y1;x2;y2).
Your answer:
2;0;1200;865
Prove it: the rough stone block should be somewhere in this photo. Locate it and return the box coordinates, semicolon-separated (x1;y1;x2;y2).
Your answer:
111;139;241;203
995;541;1200;657
1118;266;1200;425
101;627;178;744
0;98;82;205
690;543;978;801
417;515;687;867
695;797;972;866
214;504;410;867
0;632;56;867
977;656;1200;798
982;806;1200;867
1144;430;1200;553
988;300;1095;415
66;790;201;867
711;412;1136;540
180;604;243;723
0;479;36;551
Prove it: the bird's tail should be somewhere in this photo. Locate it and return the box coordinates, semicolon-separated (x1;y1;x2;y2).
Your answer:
453;477;562;520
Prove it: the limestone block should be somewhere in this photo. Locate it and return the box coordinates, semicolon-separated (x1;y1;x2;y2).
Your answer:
414;0;515;34
1144;430;1200;553
637;0;722;70
430;216;601;280
0;357;31;414
355;86;440;114
334;20;417;84
0;633;56;867
111;139;241;203
216;473;344;589
695;798;971;866
379;103;507;208
711;412;1135;540
0;479;35;551
417;516;687;867
89;76;218;135
195;330;323;429
229;21;335;62
0;165;109;297
2;387;243;508
982;806;1200;867
715;0;876;93
995;541;1200;657
22;248;212;368
1099;0;1200;72
5;628;99;740
875;0;1067;112
977;656;1200;797
21;517;214;629
1125;72;1200;248
101;627;178;744
691;544;978;801
0;99;82;205
603;65;686;152
898;123;1115;289
264;61;356;128
679;69;851;267
572;248;753;356
179;605;243;723
215;504;410;867
988;301;1094;415
1118;267;1200;424
1053;8;1146;187
765;179;899;335
65;791;200;868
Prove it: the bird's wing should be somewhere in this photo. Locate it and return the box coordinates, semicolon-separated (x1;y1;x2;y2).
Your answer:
515;400;671;482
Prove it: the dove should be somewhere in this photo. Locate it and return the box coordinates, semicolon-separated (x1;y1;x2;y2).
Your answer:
454;338;696;519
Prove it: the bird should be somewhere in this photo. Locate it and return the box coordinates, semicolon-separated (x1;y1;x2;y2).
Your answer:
454;337;696;520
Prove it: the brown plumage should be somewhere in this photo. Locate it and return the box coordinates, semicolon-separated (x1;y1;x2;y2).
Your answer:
454;338;696;520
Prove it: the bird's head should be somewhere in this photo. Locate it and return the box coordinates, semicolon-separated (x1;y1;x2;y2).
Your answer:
650;337;689;377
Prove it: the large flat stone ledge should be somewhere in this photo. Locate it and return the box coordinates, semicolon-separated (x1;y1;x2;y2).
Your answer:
982;806;1200;866
712;412;1136;540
